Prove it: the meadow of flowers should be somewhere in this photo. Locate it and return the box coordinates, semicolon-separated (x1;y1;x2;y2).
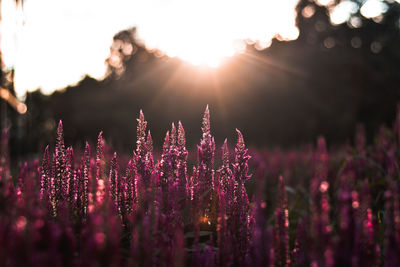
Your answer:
0;106;400;266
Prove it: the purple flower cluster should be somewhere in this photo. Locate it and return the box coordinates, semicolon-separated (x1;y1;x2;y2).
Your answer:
1;105;400;266
0;107;253;266
248;108;400;267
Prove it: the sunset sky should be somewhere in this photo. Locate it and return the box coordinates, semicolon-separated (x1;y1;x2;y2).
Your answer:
0;0;389;97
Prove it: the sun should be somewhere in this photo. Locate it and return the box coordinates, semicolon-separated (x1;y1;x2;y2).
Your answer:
134;0;300;68
164;33;242;68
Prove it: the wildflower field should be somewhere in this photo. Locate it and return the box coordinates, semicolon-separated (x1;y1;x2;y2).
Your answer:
1;106;400;267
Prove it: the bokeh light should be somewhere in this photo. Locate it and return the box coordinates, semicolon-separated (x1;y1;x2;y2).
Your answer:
330;1;358;25
360;0;388;19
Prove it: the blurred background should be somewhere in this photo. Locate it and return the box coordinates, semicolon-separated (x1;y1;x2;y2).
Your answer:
0;0;400;158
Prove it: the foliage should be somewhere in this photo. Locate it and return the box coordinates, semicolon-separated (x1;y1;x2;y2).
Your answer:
1;106;400;266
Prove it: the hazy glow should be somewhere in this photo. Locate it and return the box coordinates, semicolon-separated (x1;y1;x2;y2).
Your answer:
1;0;141;97
1;0;300;97
0;0;22;68
316;0;335;6
134;0;299;68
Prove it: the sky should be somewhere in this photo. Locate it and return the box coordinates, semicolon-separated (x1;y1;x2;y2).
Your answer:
0;0;390;98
